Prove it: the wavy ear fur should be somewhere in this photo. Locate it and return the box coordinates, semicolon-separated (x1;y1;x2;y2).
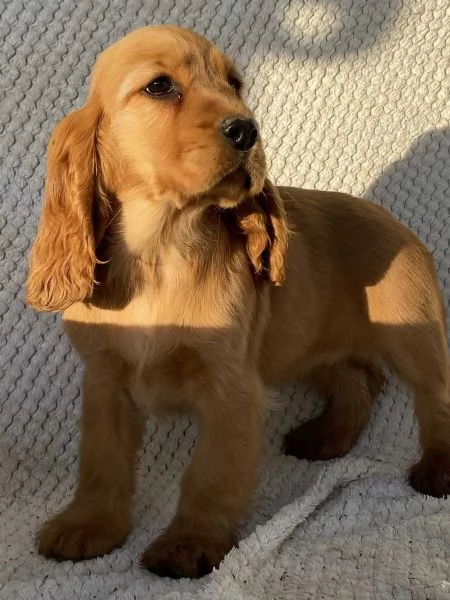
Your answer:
236;180;288;285
27;99;107;312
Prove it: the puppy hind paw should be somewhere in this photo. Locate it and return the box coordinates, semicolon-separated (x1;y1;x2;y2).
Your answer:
410;452;450;498
283;419;355;461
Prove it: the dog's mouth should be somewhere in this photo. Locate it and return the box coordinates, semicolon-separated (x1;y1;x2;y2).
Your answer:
200;145;266;206
218;166;252;190
204;165;253;208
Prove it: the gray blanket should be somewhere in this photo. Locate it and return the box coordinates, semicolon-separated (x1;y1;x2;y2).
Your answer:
1;0;449;598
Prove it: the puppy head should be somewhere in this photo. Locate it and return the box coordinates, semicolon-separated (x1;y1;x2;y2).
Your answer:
27;26;283;311
92;25;267;206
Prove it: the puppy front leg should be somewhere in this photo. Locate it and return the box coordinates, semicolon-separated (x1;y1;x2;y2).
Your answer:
142;374;264;578
38;352;144;560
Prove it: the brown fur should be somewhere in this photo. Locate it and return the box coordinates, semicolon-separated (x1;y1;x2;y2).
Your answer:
27;26;450;578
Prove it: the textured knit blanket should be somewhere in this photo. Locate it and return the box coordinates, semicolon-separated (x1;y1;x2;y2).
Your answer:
1;1;450;598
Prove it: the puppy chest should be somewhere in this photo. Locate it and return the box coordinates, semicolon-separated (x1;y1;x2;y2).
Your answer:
128;344;212;414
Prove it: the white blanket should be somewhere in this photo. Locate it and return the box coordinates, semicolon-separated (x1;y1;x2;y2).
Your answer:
1;0;449;598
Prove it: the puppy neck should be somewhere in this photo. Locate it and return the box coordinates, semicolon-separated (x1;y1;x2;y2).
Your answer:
118;190;226;254
99;187;234;281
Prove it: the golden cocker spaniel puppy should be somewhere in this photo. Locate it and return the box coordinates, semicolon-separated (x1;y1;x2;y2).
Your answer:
27;25;450;578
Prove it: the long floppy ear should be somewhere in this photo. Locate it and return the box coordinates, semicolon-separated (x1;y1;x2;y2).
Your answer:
236;179;288;285
27;99;106;312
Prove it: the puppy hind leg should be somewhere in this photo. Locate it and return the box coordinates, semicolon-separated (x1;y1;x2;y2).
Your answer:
409;379;450;497
284;360;384;460
380;317;450;497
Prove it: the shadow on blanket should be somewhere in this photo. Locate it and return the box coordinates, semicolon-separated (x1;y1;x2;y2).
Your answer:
366;127;450;318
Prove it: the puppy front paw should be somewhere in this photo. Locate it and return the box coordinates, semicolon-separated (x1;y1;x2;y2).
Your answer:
38;504;130;561
410;452;450;498
141;532;234;579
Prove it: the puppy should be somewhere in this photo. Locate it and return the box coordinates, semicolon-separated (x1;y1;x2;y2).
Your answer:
27;25;450;579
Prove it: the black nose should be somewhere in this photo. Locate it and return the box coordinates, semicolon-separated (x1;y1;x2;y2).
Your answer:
220;117;258;151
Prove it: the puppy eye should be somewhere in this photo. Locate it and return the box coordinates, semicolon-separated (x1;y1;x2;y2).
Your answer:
145;76;178;97
228;76;242;93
